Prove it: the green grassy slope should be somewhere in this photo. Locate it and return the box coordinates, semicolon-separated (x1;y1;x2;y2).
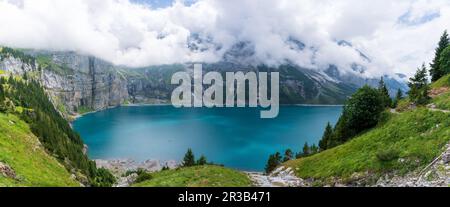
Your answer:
433;92;450;110
0;113;79;187
133;165;252;187
284;75;450;185
431;74;450;110
431;74;450;88
284;108;450;183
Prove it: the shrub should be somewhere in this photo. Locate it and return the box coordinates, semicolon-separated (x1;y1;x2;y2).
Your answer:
376;149;400;162
92;168;116;187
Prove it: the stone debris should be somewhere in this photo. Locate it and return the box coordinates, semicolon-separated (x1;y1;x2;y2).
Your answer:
247;167;306;187
95;159;179;187
0;162;16;179
95;159;179;176
376;144;450;187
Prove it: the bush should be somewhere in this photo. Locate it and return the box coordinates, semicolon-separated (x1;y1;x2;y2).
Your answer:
92;168;116;187
376;149;400;162
134;169;153;183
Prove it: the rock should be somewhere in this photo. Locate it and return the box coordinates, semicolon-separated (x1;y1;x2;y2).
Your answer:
248;167;306;187
95;159;179;177
164;160;179;169
82;144;88;155
0;162;16;179
116;173;138;187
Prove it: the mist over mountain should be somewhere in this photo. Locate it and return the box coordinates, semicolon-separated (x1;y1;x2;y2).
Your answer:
1;0;450;78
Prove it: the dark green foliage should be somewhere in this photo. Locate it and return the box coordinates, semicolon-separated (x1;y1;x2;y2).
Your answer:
318;85;384;150
438;46;450;75
318;122;333;151
0;47;36;67
408;64;430;105
376;148;400;162
0;73;115;185
392;89;403;108
378;77;392;108
183;148;196;167
310;144;318;154
92;168;116;187
197;155;208;166
302;142;310;157
265;152;282;174
429;30;449;81
125;168;153;183
335;86;384;143
135;170;153;183
283;149;294;162
344;85;384;133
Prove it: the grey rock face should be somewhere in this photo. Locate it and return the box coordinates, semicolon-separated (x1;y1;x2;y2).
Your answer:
0;56;35;75
41;53;129;114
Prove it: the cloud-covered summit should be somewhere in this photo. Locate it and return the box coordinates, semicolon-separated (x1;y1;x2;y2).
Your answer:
0;0;449;77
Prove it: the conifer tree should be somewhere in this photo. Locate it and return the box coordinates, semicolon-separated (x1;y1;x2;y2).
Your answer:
318;122;333;151
310;144;318;154
197;155;207;166
392;89;403;108
265;152;282;174
183;148;196;167
430;30;449;81
378;77;392;108
283;149;294;162
302;142;310;157
438;46;450;76
408;64;430;105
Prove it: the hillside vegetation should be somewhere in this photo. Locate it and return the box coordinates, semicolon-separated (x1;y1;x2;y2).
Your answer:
0;113;79;186
133;165;252;187
1;47;115;186
283;73;450;185
284;108;449;183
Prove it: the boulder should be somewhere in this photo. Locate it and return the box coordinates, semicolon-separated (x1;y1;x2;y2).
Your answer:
0;162;16;179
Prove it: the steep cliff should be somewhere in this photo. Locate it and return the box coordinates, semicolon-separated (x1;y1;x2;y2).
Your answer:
36;52;129;115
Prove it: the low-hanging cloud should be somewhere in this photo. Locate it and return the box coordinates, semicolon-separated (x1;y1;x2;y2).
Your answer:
0;0;449;77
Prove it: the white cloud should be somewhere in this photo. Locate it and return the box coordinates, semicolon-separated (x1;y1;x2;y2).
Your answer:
0;0;449;77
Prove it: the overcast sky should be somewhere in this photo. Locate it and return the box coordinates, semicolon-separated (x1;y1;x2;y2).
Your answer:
0;0;449;77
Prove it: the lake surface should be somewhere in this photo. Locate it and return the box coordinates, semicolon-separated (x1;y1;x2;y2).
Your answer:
73;105;342;171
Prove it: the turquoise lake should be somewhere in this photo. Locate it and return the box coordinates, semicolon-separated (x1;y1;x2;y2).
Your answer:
73;106;342;171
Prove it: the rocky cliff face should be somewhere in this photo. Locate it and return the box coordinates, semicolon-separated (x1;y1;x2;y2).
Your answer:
1;49;129;115
40;52;129;114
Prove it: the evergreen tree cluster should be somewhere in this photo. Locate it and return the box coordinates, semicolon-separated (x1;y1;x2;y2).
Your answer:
429;30;450;81
408;64;430;105
182;148;210;167
265;143;319;174
0;73;114;186
318;85;388;151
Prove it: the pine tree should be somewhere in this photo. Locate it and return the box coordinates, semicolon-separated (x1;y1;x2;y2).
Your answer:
183;148;196;167
378;77;392;108
302;142;310;157
318;122;333;151
265;152;282;174
438;46;450;76
430;30;449;81
408;64;430;105
197;155;207;166
310;144;318;154
392;89;403;108
283;149;293;162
